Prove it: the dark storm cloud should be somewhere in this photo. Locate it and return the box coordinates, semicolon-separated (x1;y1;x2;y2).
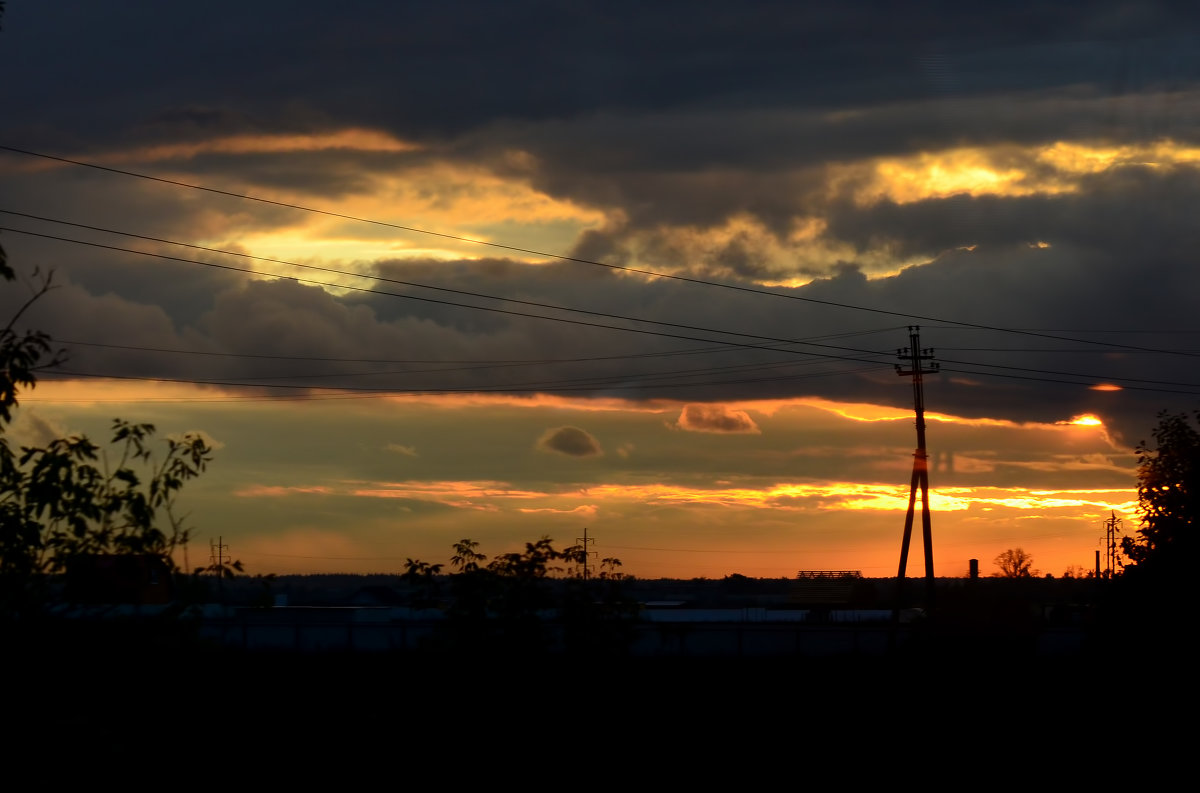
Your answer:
7;2;1200;145
537;426;603;458
0;160;303;249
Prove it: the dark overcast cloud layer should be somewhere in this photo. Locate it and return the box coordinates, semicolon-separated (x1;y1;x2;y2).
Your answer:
8;2;1200;138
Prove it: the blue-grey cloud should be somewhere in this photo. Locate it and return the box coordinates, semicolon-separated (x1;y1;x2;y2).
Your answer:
537;426;603;457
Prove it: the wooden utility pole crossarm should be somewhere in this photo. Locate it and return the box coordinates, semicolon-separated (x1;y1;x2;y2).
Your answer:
895;326;939;604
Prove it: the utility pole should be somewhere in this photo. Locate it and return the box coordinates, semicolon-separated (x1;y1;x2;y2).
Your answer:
209;536;229;575
209;535;230;603
1102;511;1122;578
895;326;939;605
577;527;595;579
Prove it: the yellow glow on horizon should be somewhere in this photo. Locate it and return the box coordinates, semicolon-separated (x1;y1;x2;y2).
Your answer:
799;397;1018;429
264;478;887;510
21;381;1121;440
231;477;1138;520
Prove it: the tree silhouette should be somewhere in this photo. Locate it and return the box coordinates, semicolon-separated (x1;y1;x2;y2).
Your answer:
1122;410;1200;578
449;538;485;573
993;548;1036;578
409;536;637;655
0;249;216;614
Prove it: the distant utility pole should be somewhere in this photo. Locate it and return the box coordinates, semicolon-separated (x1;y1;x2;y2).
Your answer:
577;527;595;579
1102;511;1122;578
895;326;939;605
209;536;230;576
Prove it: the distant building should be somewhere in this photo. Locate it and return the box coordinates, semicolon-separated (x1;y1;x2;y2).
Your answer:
791;570;863;605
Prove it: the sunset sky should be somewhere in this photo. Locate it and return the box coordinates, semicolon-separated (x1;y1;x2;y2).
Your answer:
2;2;1196;578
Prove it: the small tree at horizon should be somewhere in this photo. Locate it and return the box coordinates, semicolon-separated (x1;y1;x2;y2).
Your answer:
993;548;1037;578
0;238;220;615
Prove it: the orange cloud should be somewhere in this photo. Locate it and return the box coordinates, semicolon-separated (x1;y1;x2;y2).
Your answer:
234;485;335;497
100;128;422;163
349;480;548;500
675;403;761;434
517;505;599;517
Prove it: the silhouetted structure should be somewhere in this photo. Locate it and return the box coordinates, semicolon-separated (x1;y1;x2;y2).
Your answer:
792;571;862;605
895;326;939;604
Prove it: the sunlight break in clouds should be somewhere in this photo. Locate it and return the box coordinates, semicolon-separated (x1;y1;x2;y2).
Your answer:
207;156;607;266
835;139;1200;209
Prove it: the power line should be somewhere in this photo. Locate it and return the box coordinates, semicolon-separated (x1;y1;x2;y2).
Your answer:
937;346;1200;354
936;356;1200;390
51;323;903;364
938;365;1200;396
7;212;1200;392
46;358;889;396
0;225;898;367
3;148;1198;357
54;337;749;366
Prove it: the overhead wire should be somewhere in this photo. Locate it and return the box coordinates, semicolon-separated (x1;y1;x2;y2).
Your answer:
0;224;901;368
7;222;1198;396
2;146;1198;357
6;209;1200;393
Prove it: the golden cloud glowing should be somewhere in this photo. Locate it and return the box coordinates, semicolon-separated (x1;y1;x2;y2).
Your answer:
833;146;1056;206
1035;139;1200;174
209;158;609;264
835;139;1200;209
